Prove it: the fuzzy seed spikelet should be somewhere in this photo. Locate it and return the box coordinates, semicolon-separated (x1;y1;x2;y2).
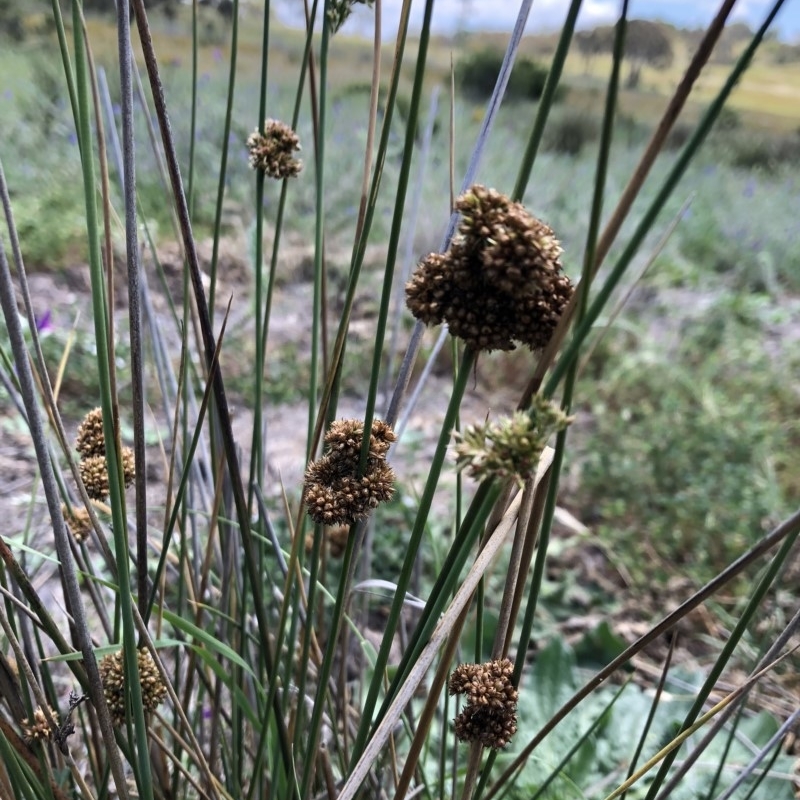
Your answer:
62;504;92;543
449;658;518;749
247;120;302;179
406;185;573;352
22;705;58;744
303;419;396;526
454;396;573;486
99;647;167;727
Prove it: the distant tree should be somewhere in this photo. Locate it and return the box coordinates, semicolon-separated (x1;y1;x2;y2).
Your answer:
574;27;614;72
458;49;561;103
0;0;25;40
575;20;673;87
622;19;674;88
770;41;800;65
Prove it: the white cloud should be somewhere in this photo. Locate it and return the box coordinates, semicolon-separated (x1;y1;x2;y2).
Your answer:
274;0;619;37
273;0;796;40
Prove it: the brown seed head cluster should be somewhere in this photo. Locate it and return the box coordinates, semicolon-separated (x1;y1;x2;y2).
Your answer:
449;658;518;749
304;525;351;558
21;705;58;744
327;0;374;33
246;119;303;179
75;408;135;502
304;419;396;526
98;647;167;727
62;504;92;544
454;396;573;486
406;185;573;352
326;525;350;558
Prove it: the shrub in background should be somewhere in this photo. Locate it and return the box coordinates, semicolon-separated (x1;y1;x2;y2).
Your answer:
543;109;600;155
458;48;564;103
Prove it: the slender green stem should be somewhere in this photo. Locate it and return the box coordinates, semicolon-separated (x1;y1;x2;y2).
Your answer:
187;0;198;219
72;2;152;794
512;0;582;201
544;0;785;399
357;0;435;475
208;0;238;328
349;347;477;766
115;0;149;622
306;0;413;459
300;523;358;800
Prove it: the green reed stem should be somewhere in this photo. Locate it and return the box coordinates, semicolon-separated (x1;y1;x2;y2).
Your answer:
349;346;477;766
187;0;198;219
512;0;582;202
544;0;784;400
76;51;154;800
249;0;271;503
307;0;413;461
207;0;238;327
115;0;149;622
642;526;799;799
357;0;434;476
306;5;332;462
300;522;358;800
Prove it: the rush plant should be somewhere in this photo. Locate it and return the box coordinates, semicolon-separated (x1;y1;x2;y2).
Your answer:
0;1;797;800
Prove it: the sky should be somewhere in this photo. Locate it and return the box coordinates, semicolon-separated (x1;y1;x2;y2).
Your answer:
275;1;800;42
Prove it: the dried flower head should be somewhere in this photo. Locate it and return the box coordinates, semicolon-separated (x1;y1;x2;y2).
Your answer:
22;705;58;744
327;0;374;33
454;396;573;486
450;658;518;749
62;504;92;543
247;120;302;179
304;419;396;526
76;407;105;458
99;647;166;727
406;184;573;352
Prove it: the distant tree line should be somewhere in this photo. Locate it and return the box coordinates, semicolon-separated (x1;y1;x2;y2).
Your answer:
575;19;674;87
0;0;235;40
